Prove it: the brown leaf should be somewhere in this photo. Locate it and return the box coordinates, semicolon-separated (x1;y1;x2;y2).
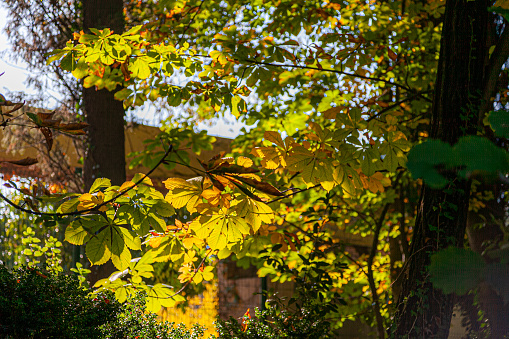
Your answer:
387;48;398;61
58;122;90;130
206;152;226;170
3;102;24;115
37;111;55;121
208;174;225;191
230;175;284;196
3;157;38;166
121;61;131;81
40;119;61;128
40;127;53;152
212;163;259;175
62;129;86;135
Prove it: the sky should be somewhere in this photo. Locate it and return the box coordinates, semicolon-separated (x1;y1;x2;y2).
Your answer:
0;6;245;139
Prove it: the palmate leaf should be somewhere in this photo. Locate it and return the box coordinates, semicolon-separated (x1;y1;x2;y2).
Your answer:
191;209;251;250
429;247;485;295
86;229;111;266
65;220;88;245
286;145;336;191
163;177;203;213
111;244;131;271
232;197;274;232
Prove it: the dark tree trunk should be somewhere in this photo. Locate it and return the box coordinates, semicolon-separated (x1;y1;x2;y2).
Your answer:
82;0;125;284
392;1;490;337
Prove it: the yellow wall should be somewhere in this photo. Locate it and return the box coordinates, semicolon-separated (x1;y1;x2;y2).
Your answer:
158;282;219;337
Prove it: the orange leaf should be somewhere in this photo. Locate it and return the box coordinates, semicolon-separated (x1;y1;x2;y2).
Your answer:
241;309;251;332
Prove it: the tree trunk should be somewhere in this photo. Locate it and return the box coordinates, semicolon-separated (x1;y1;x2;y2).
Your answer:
82;0;125;284
392;1;490;337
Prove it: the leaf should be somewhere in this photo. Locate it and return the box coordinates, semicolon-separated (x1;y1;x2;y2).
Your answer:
3;102;24;115
231;176;284;196
65;221;89;245
86;230;112;266
111;244;131;271
58;198;80;213
454;136;509;175
406;140;454;188
489;110;509;138
131;57;151;79
233;197;274;232
163;177;203;213
89;178;112;193
58;122;90;131
3;157;38;166
40;127;53;152
118;227;141;250
429;247;485;295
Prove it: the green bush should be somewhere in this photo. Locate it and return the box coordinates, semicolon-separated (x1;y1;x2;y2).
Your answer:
0;265;121;339
215;305;332;339
100;292;208;339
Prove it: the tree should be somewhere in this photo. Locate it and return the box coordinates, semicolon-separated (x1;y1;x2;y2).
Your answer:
393;0;493;337
3;0;509;337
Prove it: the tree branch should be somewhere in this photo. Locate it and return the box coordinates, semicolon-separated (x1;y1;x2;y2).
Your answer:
0;143;174;217
480;19;509;123
367;204;390;339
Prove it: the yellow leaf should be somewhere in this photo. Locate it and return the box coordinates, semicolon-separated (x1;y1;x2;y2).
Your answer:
119;181;136;192
163;177;203;213
148;237;162;248
237;156;253;168
251;147;286;169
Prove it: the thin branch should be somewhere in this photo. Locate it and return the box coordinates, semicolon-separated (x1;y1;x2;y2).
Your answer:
0;144;174;217
192;52;433;103
268;184;321;204
367;204;390;339
147;248;212;300
366;91;432;122
176;0;206;48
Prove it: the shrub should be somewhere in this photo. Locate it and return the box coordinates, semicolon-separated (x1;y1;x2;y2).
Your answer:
0;265;121;339
215;305;332;339
100;292;209;339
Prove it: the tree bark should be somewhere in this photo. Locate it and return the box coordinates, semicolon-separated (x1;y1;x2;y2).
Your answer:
392;1;490;337
82;0;126;284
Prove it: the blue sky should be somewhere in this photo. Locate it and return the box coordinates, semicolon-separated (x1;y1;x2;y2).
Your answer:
0;5;244;138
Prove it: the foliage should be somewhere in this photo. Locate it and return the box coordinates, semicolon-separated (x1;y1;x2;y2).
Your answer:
2;0;509;337
215;305;331;339
100;292;209;339
0;265;121;339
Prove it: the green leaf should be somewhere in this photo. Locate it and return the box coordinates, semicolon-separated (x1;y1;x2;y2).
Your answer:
111;244;131;271
89;178;111;193
86;230;111;265
454;136;509;175
406;139;454;188
58;198;79;213
65;221;88;245
489;110;509;138
429;247;485;295
119;227;141;251
114;88;133;101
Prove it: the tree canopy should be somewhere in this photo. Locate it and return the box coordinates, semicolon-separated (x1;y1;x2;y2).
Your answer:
1;0;509;337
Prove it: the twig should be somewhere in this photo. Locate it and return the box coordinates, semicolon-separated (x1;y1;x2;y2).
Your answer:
268;184;321;204
0;144;174;217
367;204;390;339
